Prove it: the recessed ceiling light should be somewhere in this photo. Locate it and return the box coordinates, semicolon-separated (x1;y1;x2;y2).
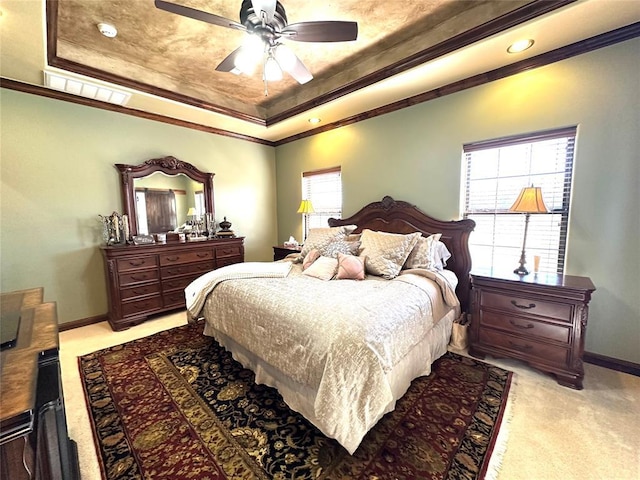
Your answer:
308;118;321;125
97;22;117;38
507;39;534;54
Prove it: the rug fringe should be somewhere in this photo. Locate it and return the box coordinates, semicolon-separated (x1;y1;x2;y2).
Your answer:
483;372;518;480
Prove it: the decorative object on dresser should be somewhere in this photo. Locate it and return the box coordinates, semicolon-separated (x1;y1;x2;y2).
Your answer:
469;270;596;389
98;211;130;245
0;288;80;480
215;216;235;238
101;237;244;331
273;244;302;261
509;185;549;275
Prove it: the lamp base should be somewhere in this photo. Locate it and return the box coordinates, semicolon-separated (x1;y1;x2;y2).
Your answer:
514;265;529;275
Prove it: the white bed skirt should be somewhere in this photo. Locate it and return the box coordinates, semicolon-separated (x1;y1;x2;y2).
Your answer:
203;309;455;454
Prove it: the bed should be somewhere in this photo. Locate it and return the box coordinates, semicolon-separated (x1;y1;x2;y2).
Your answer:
185;196;475;454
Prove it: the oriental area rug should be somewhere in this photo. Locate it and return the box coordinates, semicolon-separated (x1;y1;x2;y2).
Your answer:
79;321;513;480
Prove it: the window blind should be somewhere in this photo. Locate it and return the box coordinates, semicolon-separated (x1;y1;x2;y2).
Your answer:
302;167;342;238
463;127;576;274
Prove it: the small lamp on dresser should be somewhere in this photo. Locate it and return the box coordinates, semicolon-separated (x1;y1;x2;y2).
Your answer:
509;185;548;275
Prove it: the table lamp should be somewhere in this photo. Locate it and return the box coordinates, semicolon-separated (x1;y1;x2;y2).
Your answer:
297;199;315;241
509;185;548;275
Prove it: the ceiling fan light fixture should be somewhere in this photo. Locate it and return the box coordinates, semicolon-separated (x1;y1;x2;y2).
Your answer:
234;34;265;74
264;56;283;82
274;44;296;70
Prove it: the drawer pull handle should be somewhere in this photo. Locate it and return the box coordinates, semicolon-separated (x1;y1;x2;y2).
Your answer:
197;253;209;258
130;275;148;281
128;260;145;266
511;300;536;310
166;256;179;262
508;341;533;352
509;320;534;329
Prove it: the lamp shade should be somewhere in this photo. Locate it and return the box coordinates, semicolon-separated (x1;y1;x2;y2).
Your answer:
186;207;197;216
509;186;548;213
297;200;315;214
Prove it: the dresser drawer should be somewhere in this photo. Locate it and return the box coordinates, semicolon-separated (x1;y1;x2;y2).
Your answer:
119;269;160;286
120;283;161;300
480;311;571;344
480;291;572;322
121;295;162;317
162;274;201;292
159;250;214;266
217;256;242;268
163;290;186;308
216;245;243;258
116;255;158;272
161;261;214;279
479;328;570;367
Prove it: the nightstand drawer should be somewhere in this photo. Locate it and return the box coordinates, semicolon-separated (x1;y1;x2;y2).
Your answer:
480;311;571;344
481;291;572;322
479;329;570;366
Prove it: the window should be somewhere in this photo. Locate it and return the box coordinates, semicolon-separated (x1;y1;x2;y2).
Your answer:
301;167;342;240
462;127;576;274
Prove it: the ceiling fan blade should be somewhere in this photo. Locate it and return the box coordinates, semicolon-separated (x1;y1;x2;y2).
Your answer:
215;47;244;72
281;21;358;42
280;54;313;84
250;0;277;26
155;0;245;31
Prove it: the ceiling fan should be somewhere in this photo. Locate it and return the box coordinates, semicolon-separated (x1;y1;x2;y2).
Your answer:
155;0;358;91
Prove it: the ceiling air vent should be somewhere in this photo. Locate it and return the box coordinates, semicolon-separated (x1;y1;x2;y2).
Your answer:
43;71;131;105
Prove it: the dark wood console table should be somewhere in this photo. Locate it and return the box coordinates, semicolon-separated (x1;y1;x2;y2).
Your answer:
101;237;244;330
0;288;80;480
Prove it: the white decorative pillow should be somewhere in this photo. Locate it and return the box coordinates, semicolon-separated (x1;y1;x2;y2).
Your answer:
404;233;442;270
302;256;338;281
322;239;361;258
435;241;452;269
336;253;366;280
359;229;422;279
298;225;357;260
302;249;321;270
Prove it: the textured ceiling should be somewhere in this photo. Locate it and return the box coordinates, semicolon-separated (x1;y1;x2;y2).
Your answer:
53;0;523;120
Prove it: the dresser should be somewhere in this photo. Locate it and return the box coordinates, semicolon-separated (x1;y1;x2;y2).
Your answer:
101;237;244;330
469;270;595;389
0;288;80;480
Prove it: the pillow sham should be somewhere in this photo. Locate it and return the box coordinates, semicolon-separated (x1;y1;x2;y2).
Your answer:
336;253;366;280
302;249;321;270
359;229;421;279
298;225;358;260
404;233;442;270
435;241;452;269
302;256;338;281
322;239;361;258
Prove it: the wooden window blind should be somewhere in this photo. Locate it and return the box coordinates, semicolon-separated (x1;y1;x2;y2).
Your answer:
302;167;342;239
463;127;576;274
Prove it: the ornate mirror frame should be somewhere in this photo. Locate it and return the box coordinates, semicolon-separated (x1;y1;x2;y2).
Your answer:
116;156;215;236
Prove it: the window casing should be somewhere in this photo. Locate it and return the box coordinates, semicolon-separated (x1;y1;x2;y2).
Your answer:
462;127;576;275
301;167;342;240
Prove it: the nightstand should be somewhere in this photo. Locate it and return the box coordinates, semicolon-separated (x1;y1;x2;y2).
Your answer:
469;270;595;389
273;245;301;261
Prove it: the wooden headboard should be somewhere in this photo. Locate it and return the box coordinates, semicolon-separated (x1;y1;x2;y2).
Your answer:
328;196;475;312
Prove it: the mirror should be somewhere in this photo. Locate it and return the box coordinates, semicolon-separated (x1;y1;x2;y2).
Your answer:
117;156;214;236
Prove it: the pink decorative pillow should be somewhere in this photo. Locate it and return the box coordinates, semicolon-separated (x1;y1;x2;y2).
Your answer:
336;253;366;280
302;249;321;270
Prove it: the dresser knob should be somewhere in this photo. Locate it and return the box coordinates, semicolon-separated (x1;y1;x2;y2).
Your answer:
511;300;536;309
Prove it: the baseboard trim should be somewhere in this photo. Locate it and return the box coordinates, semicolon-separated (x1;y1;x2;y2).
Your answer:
584;351;640;377
59;314;108;332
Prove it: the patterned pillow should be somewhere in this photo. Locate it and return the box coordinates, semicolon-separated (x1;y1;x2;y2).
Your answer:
302;249;321;270
298;225;358;260
404;233;442;270
302;256;338;281
359;229;422;279
322;239;361;258
336;253;365;280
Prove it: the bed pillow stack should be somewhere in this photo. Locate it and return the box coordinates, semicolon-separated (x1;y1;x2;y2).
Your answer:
297;225;358;261
403;233;452;270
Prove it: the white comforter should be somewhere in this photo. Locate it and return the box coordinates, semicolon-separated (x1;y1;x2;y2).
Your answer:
186;262;459;454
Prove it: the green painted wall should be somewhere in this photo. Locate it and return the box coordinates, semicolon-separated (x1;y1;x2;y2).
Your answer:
275;38;640;363
1;90;277;324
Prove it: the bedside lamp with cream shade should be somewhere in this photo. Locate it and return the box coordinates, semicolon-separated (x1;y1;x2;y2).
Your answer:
509;185;548;275
297;199;315;241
